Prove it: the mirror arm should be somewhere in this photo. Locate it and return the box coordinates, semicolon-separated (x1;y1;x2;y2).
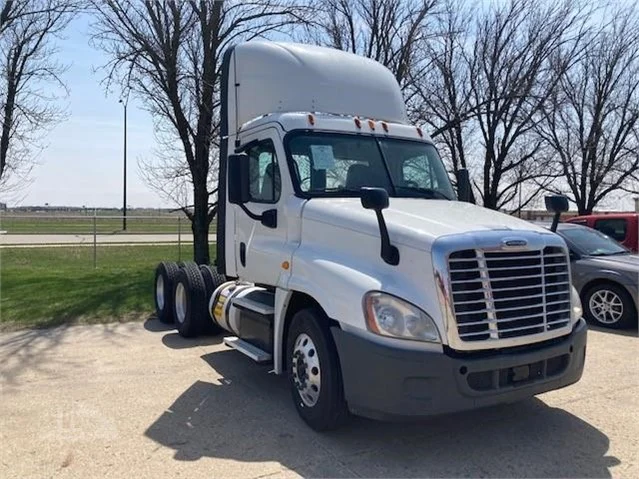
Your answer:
550;212;561;232
374;210;400;266
239;203;261;221
238;204;277;229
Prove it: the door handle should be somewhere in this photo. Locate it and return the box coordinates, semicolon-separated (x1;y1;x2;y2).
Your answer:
240;242;246;267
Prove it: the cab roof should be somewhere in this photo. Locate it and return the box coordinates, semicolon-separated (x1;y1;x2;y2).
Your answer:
225;42;408;137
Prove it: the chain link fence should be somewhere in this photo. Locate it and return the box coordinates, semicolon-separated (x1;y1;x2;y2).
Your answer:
0;214;216;268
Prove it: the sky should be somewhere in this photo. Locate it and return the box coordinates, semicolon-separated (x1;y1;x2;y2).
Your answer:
13;15;160;209
5;11;638;210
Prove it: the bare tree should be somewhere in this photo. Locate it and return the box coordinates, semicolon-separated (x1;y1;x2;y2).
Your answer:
467;0;588;210
413;0;473;176
306;0;437;98
414;0;589;210
90;0;310;264
537;9;639;215
0;0;77;194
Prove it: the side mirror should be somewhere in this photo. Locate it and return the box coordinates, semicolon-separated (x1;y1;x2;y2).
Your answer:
360;187;399;266
545;195;569;232
361;187;389;210
545;195;569;214
456;168;474;203
228;154;250;205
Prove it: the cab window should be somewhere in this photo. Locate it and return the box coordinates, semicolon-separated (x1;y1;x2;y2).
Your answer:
247;140;281;203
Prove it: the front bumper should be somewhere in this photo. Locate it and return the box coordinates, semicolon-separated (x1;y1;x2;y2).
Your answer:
331;319;587;420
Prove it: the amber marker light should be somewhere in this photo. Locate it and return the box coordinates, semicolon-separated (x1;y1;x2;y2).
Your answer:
363;294;381;334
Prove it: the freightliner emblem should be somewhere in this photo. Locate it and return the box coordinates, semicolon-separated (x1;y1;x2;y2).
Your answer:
501;238;528;248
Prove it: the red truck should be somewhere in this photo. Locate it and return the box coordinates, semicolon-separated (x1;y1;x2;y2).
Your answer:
566;213;639;253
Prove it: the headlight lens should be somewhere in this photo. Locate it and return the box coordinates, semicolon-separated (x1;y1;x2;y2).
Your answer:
570;285;582;324
363;292;440;342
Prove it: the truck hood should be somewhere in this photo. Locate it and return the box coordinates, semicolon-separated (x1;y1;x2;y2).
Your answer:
582;253;639;272
302;198;549;251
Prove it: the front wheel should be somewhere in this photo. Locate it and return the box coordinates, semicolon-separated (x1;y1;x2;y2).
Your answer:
286;308;348;431
583;283;637;329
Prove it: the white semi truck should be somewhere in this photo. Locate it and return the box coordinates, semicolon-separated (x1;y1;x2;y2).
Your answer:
154;42;587;431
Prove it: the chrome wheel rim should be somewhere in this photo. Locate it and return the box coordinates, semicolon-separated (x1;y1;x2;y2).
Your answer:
156;275;165;310
175;282;187;324
589;289;623;324
292;333;321;407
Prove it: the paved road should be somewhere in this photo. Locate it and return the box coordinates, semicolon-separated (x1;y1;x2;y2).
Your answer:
0;234;195;247
0;321;637;478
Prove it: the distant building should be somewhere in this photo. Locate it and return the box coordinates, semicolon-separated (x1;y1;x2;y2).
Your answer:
518;209;578;222
0;202;6;211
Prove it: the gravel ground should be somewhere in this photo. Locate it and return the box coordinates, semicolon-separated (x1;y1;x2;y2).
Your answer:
0;320;637;478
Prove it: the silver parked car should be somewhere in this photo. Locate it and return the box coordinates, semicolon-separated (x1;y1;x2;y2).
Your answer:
551;223;638;329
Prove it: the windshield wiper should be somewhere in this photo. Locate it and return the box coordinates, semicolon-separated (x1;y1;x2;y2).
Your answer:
394;186;452;200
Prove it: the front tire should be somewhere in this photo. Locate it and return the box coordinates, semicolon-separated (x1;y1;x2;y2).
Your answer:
583;283;637;329
286;308;348;431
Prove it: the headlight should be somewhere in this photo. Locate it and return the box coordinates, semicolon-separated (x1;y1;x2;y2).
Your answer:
363;292;440;342
570;285;582;324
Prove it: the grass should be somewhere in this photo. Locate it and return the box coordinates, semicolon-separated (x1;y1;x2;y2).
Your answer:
0;244;199;330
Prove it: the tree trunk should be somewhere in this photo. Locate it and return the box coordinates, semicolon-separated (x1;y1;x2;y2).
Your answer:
192;180;210;264
0;80;16;179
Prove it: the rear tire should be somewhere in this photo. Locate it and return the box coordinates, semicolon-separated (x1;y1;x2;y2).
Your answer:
173;263;208;338
583;283;637;329
286;307;348;431
199;265;226;334
154;262;179;324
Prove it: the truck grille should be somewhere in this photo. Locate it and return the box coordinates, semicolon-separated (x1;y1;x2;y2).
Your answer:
448;246;571;342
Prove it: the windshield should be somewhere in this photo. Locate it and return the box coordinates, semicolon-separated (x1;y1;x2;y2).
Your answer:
286;133;455;200
560;226;629;256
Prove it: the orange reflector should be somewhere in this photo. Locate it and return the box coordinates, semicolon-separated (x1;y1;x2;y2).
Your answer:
281;261;290;270
354;118;361;129
382;122;389;133
416;127;423;137
368;119;375;130
308;114;315;125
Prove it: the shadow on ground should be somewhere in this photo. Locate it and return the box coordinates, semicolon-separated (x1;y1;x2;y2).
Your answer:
587;323;638;338
145;349;619;478
143;316;174;333
144;318;224;348
0;323;130;387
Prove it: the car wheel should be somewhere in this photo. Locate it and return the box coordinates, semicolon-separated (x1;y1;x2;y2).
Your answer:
173;263;208;338
154;262;180;324
286;307;348;431
583;283;637;329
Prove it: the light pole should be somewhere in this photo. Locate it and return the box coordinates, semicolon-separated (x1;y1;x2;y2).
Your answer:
119;97;128;231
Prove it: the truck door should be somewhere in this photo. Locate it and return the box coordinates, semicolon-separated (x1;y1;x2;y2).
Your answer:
233;128;289;285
